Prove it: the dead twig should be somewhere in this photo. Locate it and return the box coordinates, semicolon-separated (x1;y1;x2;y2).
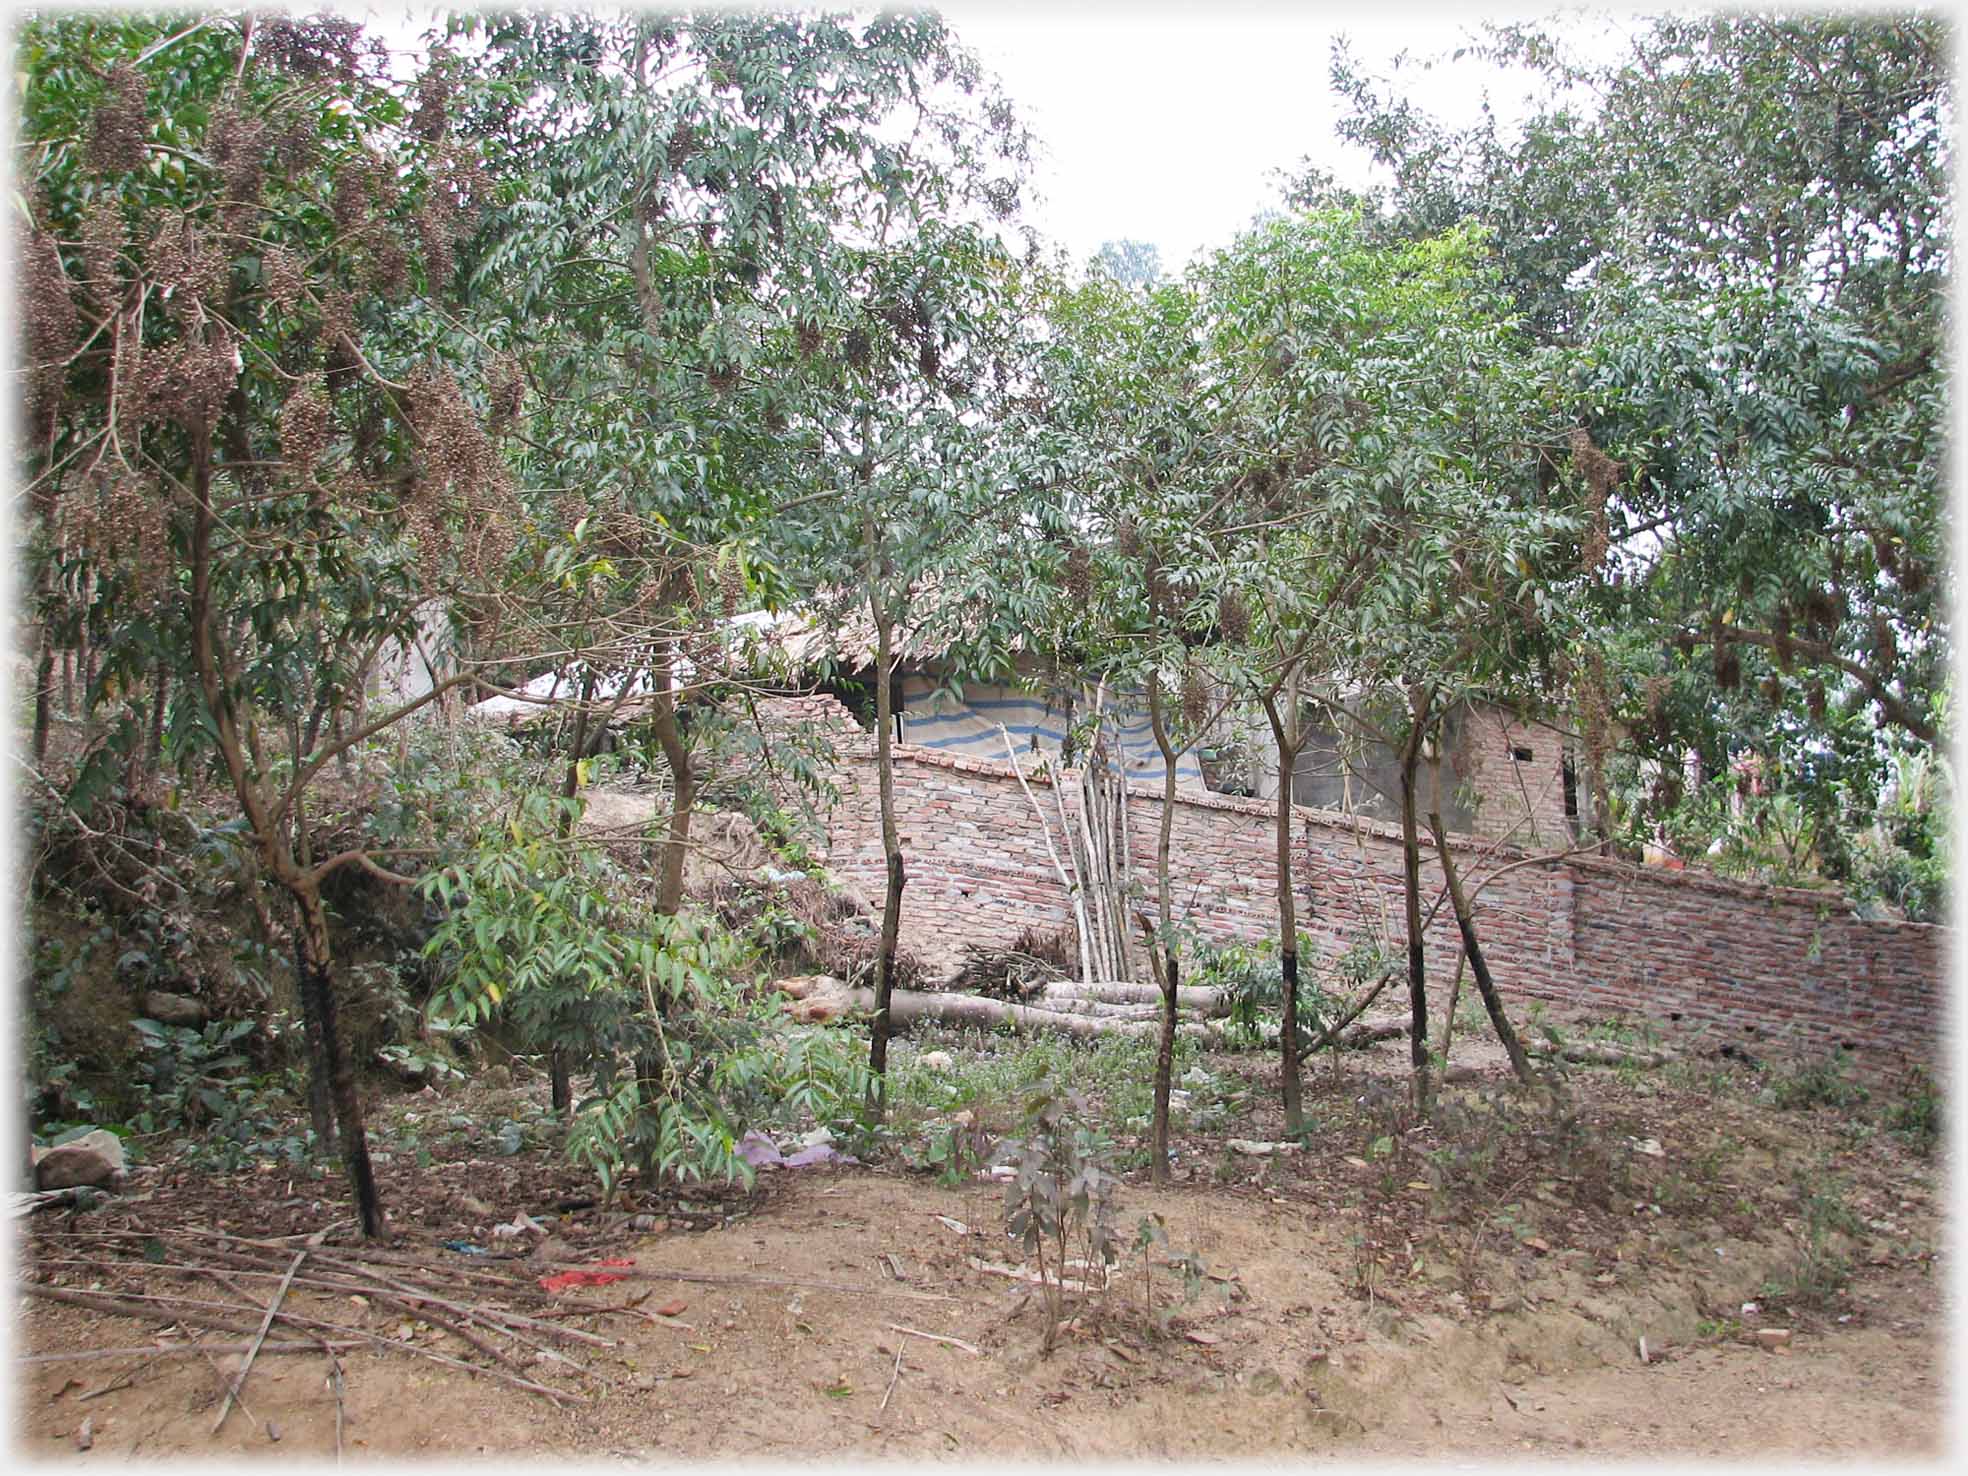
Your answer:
21;1340;366;1366
885;1323;982;1356
214;1237;316;1433
879;1345;904;1412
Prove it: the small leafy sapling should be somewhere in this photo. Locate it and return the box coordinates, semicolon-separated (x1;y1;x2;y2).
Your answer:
1130;1212;1205;1329
999;1091;1121;1354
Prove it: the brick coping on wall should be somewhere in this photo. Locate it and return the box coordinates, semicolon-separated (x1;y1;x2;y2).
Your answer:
869;733;1943;938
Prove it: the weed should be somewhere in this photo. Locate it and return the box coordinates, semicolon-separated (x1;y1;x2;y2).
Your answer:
1883;1066;1941;1155
1766;1050;1870;1112
998;1090;1122;1355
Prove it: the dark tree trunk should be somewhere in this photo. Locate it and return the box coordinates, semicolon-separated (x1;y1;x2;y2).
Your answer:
33;639;54;762
868;598;905;1110
1145;675;1180;1185
649;642;694;919
294;882;385;1239
147;660;169;761
549;1048;572;1116
294;953;338;1151
1397;687;1437;1117
1262;691;1306;1135
1427;808;1538;1087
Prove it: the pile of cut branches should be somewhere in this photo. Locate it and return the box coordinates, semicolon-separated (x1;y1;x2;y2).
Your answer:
18;1220;633;1438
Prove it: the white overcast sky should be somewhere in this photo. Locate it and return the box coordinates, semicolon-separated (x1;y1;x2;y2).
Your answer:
935;1;1618;273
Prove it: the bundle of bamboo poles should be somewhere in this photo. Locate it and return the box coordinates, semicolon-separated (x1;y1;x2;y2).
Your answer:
996;690;1135;987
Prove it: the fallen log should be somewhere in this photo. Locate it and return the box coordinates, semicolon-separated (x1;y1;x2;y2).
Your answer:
1531;1041;1678;1069
779;980;1407;1049
1035;980;1225;1015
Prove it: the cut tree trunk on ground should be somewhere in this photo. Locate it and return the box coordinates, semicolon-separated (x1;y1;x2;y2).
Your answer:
1035;981;1225;1015
774;980;1406;1050
1532;1041;1679;1069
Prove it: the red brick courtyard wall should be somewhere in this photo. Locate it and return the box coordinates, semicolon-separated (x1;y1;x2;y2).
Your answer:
767;696;1946;1070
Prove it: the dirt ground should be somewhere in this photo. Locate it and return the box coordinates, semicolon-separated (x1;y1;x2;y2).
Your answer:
11;1019;1950;1463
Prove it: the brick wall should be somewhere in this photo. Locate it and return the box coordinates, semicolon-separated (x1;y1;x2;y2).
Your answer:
768;695;1946;1070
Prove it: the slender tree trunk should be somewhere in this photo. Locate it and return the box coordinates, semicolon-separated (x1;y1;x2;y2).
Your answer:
1146;675;1179;1185
33;638;55;762
147;659;169;761
649;639;694;919
868;590;905;1111
187;422;382;1235
295;954;338;1150
1262;690;1306;1135
547;669;599;1119
293;881;385;1239
1427;807;1538;1087
1398;686;1437;1117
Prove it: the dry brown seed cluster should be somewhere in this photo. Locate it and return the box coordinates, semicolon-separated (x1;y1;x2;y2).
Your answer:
280;378;331;478
1114;516;1141;559
152;327;244;433
1771;605;1795;672
408;367;498;508
416;205;454;291
1806;677;1828;722
1180;663;1209;732
210;105;269;209
373;235;410;299
1063;543;1091;604
147;214;230;316
1712;642;1742;692
319;287;356;353
331;152;378;231
412;61;453;143
795;319;823;358
262;243;304;315
254;15;368;81
87;63;149;175
719;552;743;619
917;339;941;379
21;227;78;420
1867;526;1899;578
80;198;124;306
668;124;697;171
1871;613;1897;671
1216;587;1249;645
842;326;871;370
488;352;524;430
1578;647;1612;773
555;492;588;531
1801;586;1840;633
100;472;171;600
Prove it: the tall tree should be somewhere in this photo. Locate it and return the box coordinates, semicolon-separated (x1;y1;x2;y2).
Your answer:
1313;14;1951;831
15;11;524;1236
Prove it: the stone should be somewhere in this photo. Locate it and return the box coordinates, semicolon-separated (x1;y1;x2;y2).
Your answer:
34;1130;127;1191
143;990;209;1026
1754;1328;1793;1352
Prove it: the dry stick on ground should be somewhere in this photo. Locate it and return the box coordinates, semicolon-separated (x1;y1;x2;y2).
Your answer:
18;1284;588;1405
879;1345;904;1411
103;1249;615;1361
546;1265;957;1303
213;1236;316;1434
21;1341;365;1366
885;1323;982;1356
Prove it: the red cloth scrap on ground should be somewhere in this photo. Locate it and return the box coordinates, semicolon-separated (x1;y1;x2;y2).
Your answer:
538;1257;636;1294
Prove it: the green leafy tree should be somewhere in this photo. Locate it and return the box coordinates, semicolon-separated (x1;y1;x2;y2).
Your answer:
1313;14;1950;866
14;12;528;1235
